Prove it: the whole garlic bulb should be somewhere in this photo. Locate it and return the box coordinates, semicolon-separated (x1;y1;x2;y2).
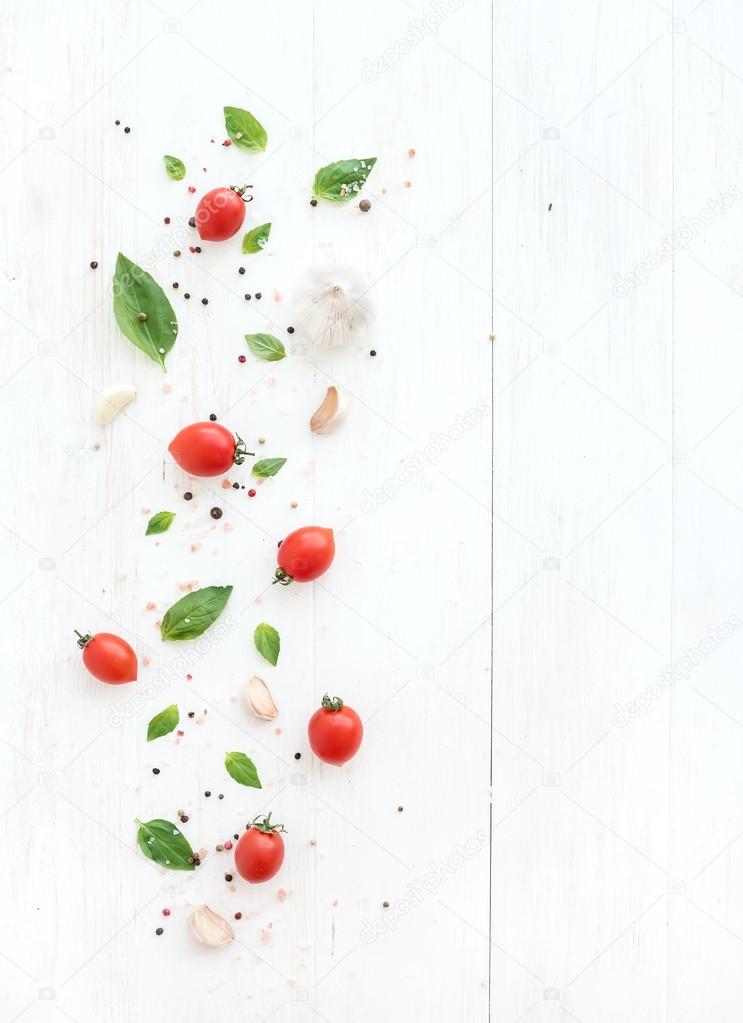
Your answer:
295;263;371;349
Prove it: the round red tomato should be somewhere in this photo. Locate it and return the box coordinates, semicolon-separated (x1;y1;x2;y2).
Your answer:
234;814;285;883
308;695;363;766
76;630;138;685
274;526;335;585
168;422;252;477
194;185;251;241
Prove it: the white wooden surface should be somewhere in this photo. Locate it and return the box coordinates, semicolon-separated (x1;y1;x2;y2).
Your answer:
2;0;743;1020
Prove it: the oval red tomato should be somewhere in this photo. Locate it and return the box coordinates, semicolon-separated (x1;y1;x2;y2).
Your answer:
194;186;249;241
308;695;363;766
168;422;252;477
275;526;335;585
76;630;138;685
234;814;285;883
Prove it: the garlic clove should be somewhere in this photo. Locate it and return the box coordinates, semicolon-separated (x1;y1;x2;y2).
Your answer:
190;905;235;948
245;675;279;721
310;385;347;434
98;384;136;424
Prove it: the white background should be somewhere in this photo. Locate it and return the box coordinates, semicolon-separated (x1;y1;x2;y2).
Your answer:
1;0;742;1020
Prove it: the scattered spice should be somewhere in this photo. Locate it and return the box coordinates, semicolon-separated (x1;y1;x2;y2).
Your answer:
238;354;246;363
224;840;233;850
89;260;98;269
287;326;295;334
209;413;217;421
172;282;179;289
238;267;245;275
234;911;242;920
248;488;256;497
403;180;412;188
244;293;251;301
137;312;147;322
258;436;266;444
310;198;318;207
232;482;239;489
115;119;120;125
548;202;553;211
188;711;195;718
164;217;170;224
359;199;371;212
124;126;131;134
195;246;202;253
225;873;233;882
290;500;298;508
188;217;196;228
188;187;196;195
382;901;389;908
184;292;191;299
184;492;193;501
205;790;211;797
369;350;377;357
180;814;189;823
216;844;224;852
152;767;160;775
408;148;416;158
155;927;164;935
397;805;404;812
162;908;171;917
294;752;301;760
201;298;208;305
218;793;224;800
173;249;181;257
255;291;262;300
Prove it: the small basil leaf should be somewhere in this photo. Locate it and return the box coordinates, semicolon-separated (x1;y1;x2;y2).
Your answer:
312;157;377;202
146;511;175;536
244;333;286;362
136;818;195;871
251;458;286;478
224;106;267;152
113;253;178;371
242;222;271;254
147;704;179;742
160;585;233;641
225;751;262;789
254;623;280;666
163;155;186;181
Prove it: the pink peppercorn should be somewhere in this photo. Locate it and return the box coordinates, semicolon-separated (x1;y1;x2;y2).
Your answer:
248;489;256;497
188;186;196;193
177;730;184;737
238;354;246;363
162;908;171;917
234;912;242;919
224;840;233;850
164;216;170;224
222;139;232;147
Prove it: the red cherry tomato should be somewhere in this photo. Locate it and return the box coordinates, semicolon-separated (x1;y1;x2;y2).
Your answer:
75;630;138;685
274;526;335;585
194;186;249;241
234;814;286;883
168;422;252;477
308;695;363;766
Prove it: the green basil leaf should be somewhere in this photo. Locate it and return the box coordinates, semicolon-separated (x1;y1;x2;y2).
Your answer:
224;751;262;789
244;333;286;362
147;704;179;742
136;818;195;871
113;253;178;371
242;222;271;254
254;623;280;666
312;157;377;202
163;154;186;180
251;458;286;478
146;511;175;536
161;585;233;641
224;106;267;152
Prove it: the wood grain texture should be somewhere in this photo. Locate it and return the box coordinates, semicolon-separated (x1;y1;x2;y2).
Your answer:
2;0;743;1021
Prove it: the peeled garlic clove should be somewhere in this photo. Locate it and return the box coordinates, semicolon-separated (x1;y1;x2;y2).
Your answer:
190;905;234;948
245;675;279;721
310;385;347;434
98;384;135;424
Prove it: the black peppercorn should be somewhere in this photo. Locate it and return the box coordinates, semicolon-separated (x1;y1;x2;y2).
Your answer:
188;216;196;228
89;260;98;269
124;126;131;133
188;711;195;718
234;833;239;840
114;120;120;125
244;294;251;301
238;267;245;275
359;199;371;212
294;752;301;760
173;249;181;257
287;326;295;334
195;246;202;253
201;298;208;305
184;293;190;299
205;790;211;797
232;482;239;489
155;927;163;935
184;492;193;501
209;413;217;421
172;282;178;289
180;814;189;823
255;292;262;300
225;873;233;882
370;349;377;357
218;793;224;799
210;507;222;520
310;198;317;207
152;767;160;775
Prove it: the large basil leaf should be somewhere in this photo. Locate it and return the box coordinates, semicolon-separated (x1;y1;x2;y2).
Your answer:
147;704;179;741
224;752;262;789
160;585;233;641
254;623;280;666
312;158;377;202
146;511;175;536
136;818;195;870
242;222;271;253
163;155;186;180
224;106;267;152
244;333;286;362
113;253;178;371
251;458;286;478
